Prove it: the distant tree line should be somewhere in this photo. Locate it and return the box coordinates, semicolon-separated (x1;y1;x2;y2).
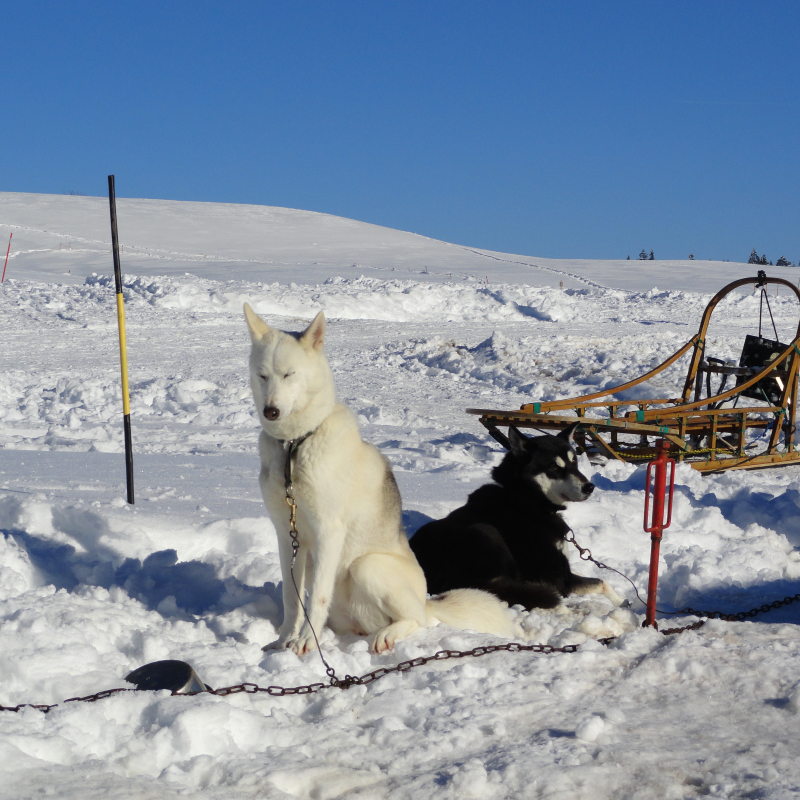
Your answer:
623;249;796;264
625;250;655;260
749;249;796;267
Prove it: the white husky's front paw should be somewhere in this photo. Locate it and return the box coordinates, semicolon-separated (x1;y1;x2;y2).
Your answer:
261;637;289;652
262;634;319;655
370;620;420;654
284;631;320;657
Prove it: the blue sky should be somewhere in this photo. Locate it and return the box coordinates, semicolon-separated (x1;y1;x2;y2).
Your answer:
2;2;798;262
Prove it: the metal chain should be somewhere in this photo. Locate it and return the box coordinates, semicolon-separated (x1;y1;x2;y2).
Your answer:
677;595;800;622
282;436;341;686
209;641;584;695
564;528;649;608
0;642;582;713
659;619;707;636
1;687;132;714
7;582;800;713
624;447;724;460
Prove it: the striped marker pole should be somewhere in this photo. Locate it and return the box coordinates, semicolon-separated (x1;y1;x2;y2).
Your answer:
107;175;135;504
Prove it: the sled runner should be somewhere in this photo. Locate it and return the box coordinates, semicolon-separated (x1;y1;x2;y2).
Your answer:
468;272;800;473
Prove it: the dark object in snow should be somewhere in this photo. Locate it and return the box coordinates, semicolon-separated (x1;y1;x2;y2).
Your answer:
736;334;789;406
125;660;210;693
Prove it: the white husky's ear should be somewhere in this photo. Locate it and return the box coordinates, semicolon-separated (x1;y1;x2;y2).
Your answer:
300;311;326;351
244;303;271;342
507;425;528;455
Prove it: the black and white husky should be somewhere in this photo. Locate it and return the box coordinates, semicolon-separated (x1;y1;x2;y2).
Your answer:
410;424;624;610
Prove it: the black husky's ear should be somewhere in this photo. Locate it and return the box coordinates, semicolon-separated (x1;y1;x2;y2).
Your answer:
507;425;528;454
557;422;580;444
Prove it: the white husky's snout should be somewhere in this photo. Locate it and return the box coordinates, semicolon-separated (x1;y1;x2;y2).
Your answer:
263;404;281;421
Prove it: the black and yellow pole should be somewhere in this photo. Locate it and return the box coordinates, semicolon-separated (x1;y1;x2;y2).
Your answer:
107;175;135;504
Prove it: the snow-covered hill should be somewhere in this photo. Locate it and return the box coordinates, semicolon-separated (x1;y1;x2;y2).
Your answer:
3;191;795;291
2;193;800;799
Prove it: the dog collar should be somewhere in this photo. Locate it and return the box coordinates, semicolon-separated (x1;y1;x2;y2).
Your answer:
280;430;316;490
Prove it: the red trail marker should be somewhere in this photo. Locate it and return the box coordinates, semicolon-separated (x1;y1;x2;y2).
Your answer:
1;232;12;283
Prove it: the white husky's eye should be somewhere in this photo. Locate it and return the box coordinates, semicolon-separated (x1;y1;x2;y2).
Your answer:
283;372;294;379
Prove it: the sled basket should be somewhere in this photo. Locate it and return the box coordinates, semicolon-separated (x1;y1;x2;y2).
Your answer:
736;334;789;406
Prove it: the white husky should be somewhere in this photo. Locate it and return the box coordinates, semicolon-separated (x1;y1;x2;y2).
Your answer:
244;304;520;655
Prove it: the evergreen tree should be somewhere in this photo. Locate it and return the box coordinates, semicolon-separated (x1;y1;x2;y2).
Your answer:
776;255;790;267
649;250;654;260
748;248;760;264
638;249;648;260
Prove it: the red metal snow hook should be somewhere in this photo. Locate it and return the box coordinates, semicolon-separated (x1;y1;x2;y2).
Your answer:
643;438;676;629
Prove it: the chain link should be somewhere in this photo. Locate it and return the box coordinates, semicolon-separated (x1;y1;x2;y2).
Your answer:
286;490;300;565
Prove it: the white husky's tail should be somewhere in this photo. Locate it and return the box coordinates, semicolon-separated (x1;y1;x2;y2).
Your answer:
426;589;525;640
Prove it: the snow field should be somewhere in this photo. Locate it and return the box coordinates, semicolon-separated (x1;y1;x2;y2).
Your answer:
3;195;800;798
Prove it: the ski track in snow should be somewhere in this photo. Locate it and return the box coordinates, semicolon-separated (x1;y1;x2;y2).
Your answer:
2;194;800;799
456;245;610;292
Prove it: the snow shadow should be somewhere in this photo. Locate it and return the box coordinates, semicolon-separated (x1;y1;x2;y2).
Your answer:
693;486;800;548
591;468;800;550
589;467;647;494
3;526;271;618
115;550;228;614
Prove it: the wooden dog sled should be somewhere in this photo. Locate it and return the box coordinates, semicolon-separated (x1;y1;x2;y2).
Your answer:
468;272;800;473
